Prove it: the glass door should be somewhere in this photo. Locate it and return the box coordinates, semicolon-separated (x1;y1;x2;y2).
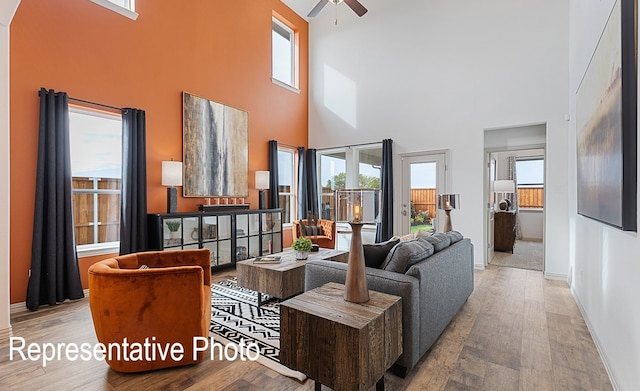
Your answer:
400;152;446;235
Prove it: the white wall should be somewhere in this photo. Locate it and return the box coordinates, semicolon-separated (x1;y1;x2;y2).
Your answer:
569;0;640;389
519;210;543;241
307;0;570;276
0;0;21;341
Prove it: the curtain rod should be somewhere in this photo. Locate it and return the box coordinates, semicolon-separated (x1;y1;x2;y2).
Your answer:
315;140;383;151
277;142;301;149
69;96;123;112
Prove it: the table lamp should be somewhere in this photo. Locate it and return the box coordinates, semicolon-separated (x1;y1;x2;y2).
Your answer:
162;160;182;213
335;188;381;303
255;171;270;209
436;194;460;232
493;180;514;210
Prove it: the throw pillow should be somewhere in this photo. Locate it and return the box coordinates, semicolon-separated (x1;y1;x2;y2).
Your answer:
381;238;434;273
393;232;418;242
363;238;400;268
304;225;323;236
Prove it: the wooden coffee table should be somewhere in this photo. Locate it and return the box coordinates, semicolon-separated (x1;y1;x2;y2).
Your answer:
235;248;348;306
280;282;402;391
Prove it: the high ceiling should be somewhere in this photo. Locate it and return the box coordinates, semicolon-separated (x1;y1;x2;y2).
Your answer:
280;0;322;21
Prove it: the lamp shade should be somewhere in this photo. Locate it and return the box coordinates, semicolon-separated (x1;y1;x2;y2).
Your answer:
255;171;270;190
162;161;182;187
493;179;515;193
437;194;460;210
335;189;381;223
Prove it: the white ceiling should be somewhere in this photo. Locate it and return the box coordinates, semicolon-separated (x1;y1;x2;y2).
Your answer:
280;0;317;21
280;0;380;23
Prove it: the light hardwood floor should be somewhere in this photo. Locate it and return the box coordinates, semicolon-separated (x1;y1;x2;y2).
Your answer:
0;266;613;390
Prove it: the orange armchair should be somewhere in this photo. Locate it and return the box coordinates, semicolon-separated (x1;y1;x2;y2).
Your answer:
292;219;337;249
88;249;211;372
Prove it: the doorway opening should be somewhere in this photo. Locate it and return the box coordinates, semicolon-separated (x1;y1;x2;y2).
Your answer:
484;124;546;272
399;151;448;235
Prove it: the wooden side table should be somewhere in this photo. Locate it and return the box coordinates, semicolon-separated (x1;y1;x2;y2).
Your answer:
280;282;402;391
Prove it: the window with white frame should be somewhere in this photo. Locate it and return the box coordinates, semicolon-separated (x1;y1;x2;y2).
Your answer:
516;158;544;208
318;145;382;221
278;148;297;224
272;16;297;90
89;0;138;20
69;107;122;255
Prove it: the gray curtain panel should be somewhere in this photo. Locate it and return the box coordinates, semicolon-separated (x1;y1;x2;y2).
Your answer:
297;146;307;219
26;88;84;311
268;140;280;209
507;156;523;240
119;108;148;255
376;138;394;243
306;148;319;218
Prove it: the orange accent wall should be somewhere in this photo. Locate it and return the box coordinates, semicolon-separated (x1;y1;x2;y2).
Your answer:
9;0;308;304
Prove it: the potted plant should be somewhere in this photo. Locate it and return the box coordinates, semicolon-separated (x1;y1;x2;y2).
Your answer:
165;220;181;239
292;237;313;260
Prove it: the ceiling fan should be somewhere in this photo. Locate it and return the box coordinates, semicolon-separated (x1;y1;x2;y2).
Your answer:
307;0;368;18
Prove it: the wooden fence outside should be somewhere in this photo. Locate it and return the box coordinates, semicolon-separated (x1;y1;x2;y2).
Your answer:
72;177;121;246
411;187;543;217
411;188;437;218
518;187;544;208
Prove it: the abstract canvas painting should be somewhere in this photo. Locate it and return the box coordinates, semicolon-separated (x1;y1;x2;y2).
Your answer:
576;0;636;231
183;92;248;197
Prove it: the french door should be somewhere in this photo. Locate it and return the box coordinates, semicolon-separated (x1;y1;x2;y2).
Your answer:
400;152;447;235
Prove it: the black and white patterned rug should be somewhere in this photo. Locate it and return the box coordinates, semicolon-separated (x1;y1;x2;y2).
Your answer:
209;279;306;381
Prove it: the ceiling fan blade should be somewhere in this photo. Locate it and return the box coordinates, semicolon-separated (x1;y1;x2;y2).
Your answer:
344;0;368;16
308;0;330;17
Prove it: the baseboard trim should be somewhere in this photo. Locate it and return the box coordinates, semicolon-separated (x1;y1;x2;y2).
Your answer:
543;271;567;281
571;287;619;391
10;289;90;316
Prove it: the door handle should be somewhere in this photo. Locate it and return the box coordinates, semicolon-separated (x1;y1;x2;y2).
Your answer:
401;210;407;216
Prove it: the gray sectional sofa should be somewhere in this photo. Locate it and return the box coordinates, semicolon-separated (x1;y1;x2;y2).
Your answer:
304;232;474;377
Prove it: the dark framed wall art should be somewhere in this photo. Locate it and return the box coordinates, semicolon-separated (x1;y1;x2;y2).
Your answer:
576;0;637;231
183;92;248;197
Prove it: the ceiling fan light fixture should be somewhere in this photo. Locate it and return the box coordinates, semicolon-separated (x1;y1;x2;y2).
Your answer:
308;0;367;18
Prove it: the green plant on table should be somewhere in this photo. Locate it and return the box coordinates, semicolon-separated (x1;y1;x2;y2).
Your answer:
292;237;313;252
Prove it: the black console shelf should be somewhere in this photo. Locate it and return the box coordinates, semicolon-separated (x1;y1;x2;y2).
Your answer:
147;209;283;270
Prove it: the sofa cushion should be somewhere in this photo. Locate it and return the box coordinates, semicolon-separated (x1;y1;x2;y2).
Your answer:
408;239;434;267
363;238;400;268
381;239;434;273
424;232;451;252
446;230;463;244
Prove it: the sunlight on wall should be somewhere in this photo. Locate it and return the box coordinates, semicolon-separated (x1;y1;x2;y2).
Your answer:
323;64;357;128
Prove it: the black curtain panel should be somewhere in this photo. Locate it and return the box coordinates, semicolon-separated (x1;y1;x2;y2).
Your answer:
306;148;319;218
297;147;307;219
119;108;148;255
268;140;280;209
26;88;84;311
376;139;394;243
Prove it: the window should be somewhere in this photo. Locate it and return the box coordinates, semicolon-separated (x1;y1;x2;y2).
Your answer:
272;15;298;91
516;158;544;208
69;107;122;255
89;0;138;20
318;145;382;221
278;148;296;224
